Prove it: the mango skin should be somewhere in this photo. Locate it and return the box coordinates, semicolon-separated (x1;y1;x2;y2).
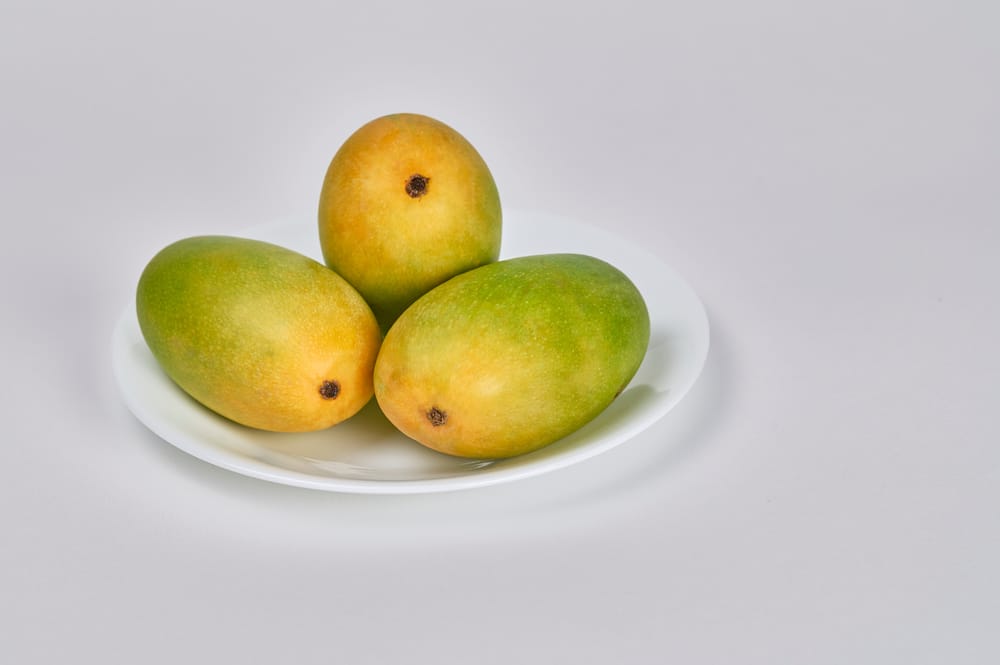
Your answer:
318;113;502;331
136;236;381;432
373;253;650;459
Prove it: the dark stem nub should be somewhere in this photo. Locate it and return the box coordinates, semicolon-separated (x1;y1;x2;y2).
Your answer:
427;406;447;427
319;380;341;400
405;174;429;198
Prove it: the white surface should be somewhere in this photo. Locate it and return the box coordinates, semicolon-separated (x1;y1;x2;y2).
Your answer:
2;1;999;663
112;211;710;493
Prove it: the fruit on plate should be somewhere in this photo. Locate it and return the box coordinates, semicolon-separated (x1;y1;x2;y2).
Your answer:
318;112;502;331
136;236;381;432
373;253;650;459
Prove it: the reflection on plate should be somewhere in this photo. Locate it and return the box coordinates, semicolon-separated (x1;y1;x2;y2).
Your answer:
112;209;710;494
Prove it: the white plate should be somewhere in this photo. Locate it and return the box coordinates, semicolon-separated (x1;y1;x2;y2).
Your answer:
112;209;710;493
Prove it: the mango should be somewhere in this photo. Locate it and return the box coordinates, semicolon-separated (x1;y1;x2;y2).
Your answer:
318;113;502;331
373;253;650;459
136;236;381;432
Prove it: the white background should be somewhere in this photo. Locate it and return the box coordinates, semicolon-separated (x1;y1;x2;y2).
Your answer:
2;1;998;663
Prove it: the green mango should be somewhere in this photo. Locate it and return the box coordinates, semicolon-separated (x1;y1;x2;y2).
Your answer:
136;236;381;432
373;253;650;458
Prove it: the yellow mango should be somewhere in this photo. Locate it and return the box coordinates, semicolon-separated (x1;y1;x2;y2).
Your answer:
318;113;502;331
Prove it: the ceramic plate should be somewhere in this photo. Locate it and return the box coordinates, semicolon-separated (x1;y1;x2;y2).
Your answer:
112;209;710;493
